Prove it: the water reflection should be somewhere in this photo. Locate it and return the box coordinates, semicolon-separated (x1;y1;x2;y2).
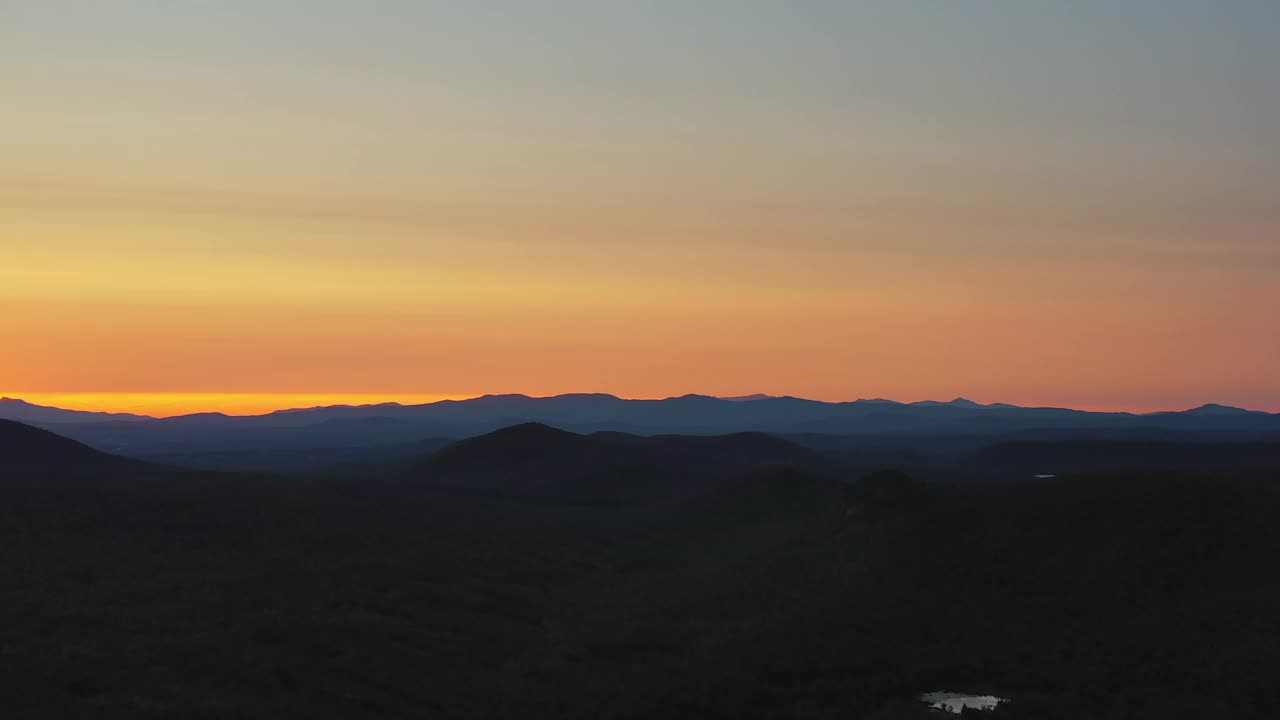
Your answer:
919;691;1007;713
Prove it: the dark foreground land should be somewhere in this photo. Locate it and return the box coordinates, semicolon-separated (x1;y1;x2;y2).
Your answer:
2;420;1279;718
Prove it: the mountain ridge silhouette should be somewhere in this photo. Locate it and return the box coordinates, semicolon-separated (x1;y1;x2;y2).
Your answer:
3;394;1273;426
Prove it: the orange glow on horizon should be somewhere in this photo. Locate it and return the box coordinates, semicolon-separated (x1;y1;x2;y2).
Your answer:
6;393;469;418
2;391;1260;419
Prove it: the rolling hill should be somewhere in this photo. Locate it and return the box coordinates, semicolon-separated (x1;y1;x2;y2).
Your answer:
0;419;147;477
406;423;827;507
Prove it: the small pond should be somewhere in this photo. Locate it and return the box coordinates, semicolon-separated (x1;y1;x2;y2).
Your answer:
919;692;1007;713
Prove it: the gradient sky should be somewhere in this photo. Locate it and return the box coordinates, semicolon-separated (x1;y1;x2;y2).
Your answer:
3;1;1279;416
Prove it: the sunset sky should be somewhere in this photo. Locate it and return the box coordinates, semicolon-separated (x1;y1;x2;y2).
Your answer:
4;1;1278;416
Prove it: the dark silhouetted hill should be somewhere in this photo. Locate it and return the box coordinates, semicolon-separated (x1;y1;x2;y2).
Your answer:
407;424;827;507
0;420;146;476
430;422;598;468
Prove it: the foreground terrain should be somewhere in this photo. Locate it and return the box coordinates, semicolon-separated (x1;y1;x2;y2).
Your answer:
2;420;1279;718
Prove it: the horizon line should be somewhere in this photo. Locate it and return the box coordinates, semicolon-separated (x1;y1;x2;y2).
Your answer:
2;391;1273;420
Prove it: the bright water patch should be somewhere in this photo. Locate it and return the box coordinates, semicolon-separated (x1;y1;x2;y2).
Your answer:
919;692;1007;713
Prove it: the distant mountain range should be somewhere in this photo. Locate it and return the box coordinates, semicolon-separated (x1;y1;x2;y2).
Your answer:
3;393;1274;428
3;394;1277;466
0;397;151;424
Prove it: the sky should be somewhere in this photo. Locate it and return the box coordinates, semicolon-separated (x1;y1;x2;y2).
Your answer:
3;1;1278;416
